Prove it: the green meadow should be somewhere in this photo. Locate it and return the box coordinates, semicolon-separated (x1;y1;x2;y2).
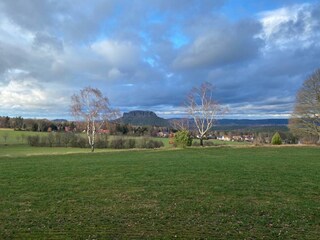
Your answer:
0;146;319;239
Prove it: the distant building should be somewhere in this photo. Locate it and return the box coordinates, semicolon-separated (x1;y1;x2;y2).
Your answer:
99;129;110;134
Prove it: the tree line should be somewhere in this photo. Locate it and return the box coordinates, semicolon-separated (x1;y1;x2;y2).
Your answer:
0;116;76;132
26;132;163;149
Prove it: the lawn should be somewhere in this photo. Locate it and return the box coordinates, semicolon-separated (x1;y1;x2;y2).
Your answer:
0;147;319;239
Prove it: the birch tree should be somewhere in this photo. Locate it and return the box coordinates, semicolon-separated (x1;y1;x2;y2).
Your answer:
70;87;119;152
186;82;225;146
289;69;320;143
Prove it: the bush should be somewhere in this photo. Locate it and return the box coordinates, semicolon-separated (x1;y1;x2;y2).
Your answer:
204;141;215;146
55;133;62;147
174;130;193;148
95;137;108;148
40;136;48;147
95;134;108;149
192;141;200;147
47;133;55;147
61;132;74;147
271;132;282;145
136;138;163;149
192;140;215;147
125;139;136;149
70;134;79;147
77;137;88;148
145;139;164;149
137;138;148;148
27;135;40;146
110;138;126;149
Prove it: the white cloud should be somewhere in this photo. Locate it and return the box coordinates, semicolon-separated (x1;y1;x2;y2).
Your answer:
108;68;126;80
91;40;141;70
0;17;34;45
0;69;67;111
259;3;320;50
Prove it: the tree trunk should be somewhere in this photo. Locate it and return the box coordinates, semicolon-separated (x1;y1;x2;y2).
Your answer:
200;137;204;146
317;135;320;145
91;144;95;152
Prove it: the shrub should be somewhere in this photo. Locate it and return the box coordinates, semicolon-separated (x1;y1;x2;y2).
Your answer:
110;138;126;149
192;141;200;147
61;132;74;147
204;141;215;146
40;136;48;147
125;139;136;149
253;134;265;146
27;135;40;146
69;134;79;147
94;134;108;149
55;133;62;147
192;140;215;147
271;132;282;145
77;137;88;148
145;139;164;149
136;138;148;148
135;138;163;149
95;139;107;148
174;130;193;148
47;133;55;147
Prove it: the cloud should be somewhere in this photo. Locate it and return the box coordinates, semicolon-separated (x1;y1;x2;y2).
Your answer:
33;32;64;52
259;3;320;50
91;39;141;71
0;0;65;32
173;19;264;69
0;69;67;112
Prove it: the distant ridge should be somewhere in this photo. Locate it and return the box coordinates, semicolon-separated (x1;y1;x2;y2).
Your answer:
118;110;169;127
167;118;288;127
118;111;288;127
216;119;288;126
52;119;68;122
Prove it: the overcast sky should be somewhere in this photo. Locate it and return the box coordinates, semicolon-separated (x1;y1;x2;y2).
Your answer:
0;0;319;119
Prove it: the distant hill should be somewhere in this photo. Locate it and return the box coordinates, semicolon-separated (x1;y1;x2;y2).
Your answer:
118;111;170;127
52;119;68;122
216;119;288;126
118;112;288;128
168;118;288;126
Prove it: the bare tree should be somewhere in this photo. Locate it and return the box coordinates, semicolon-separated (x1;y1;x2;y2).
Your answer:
70;87;119;152
186;82;226;146
289;69;320;144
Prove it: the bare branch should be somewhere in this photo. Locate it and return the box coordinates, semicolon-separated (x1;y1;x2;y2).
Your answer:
289;69;320;143
70;86;119;152
186;82;226;146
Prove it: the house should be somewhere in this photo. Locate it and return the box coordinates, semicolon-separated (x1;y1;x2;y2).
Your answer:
157;131;169;138
99;129;110;134
232;135;243;141
217;135;231;141
243;135;254;142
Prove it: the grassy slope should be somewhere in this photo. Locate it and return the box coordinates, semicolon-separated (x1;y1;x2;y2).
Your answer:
0;147;319;239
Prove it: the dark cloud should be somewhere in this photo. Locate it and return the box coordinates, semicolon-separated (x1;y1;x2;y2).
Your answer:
0;0;65;31
0;42;28;74
173;19;264;69
33;32;64;52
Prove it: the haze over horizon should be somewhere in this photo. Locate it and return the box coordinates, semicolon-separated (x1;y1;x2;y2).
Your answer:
0;0;319;120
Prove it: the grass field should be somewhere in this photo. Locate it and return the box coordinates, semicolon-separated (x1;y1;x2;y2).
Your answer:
0;147;319;239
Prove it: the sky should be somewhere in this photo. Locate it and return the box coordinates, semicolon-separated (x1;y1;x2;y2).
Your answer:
0;0;319;120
